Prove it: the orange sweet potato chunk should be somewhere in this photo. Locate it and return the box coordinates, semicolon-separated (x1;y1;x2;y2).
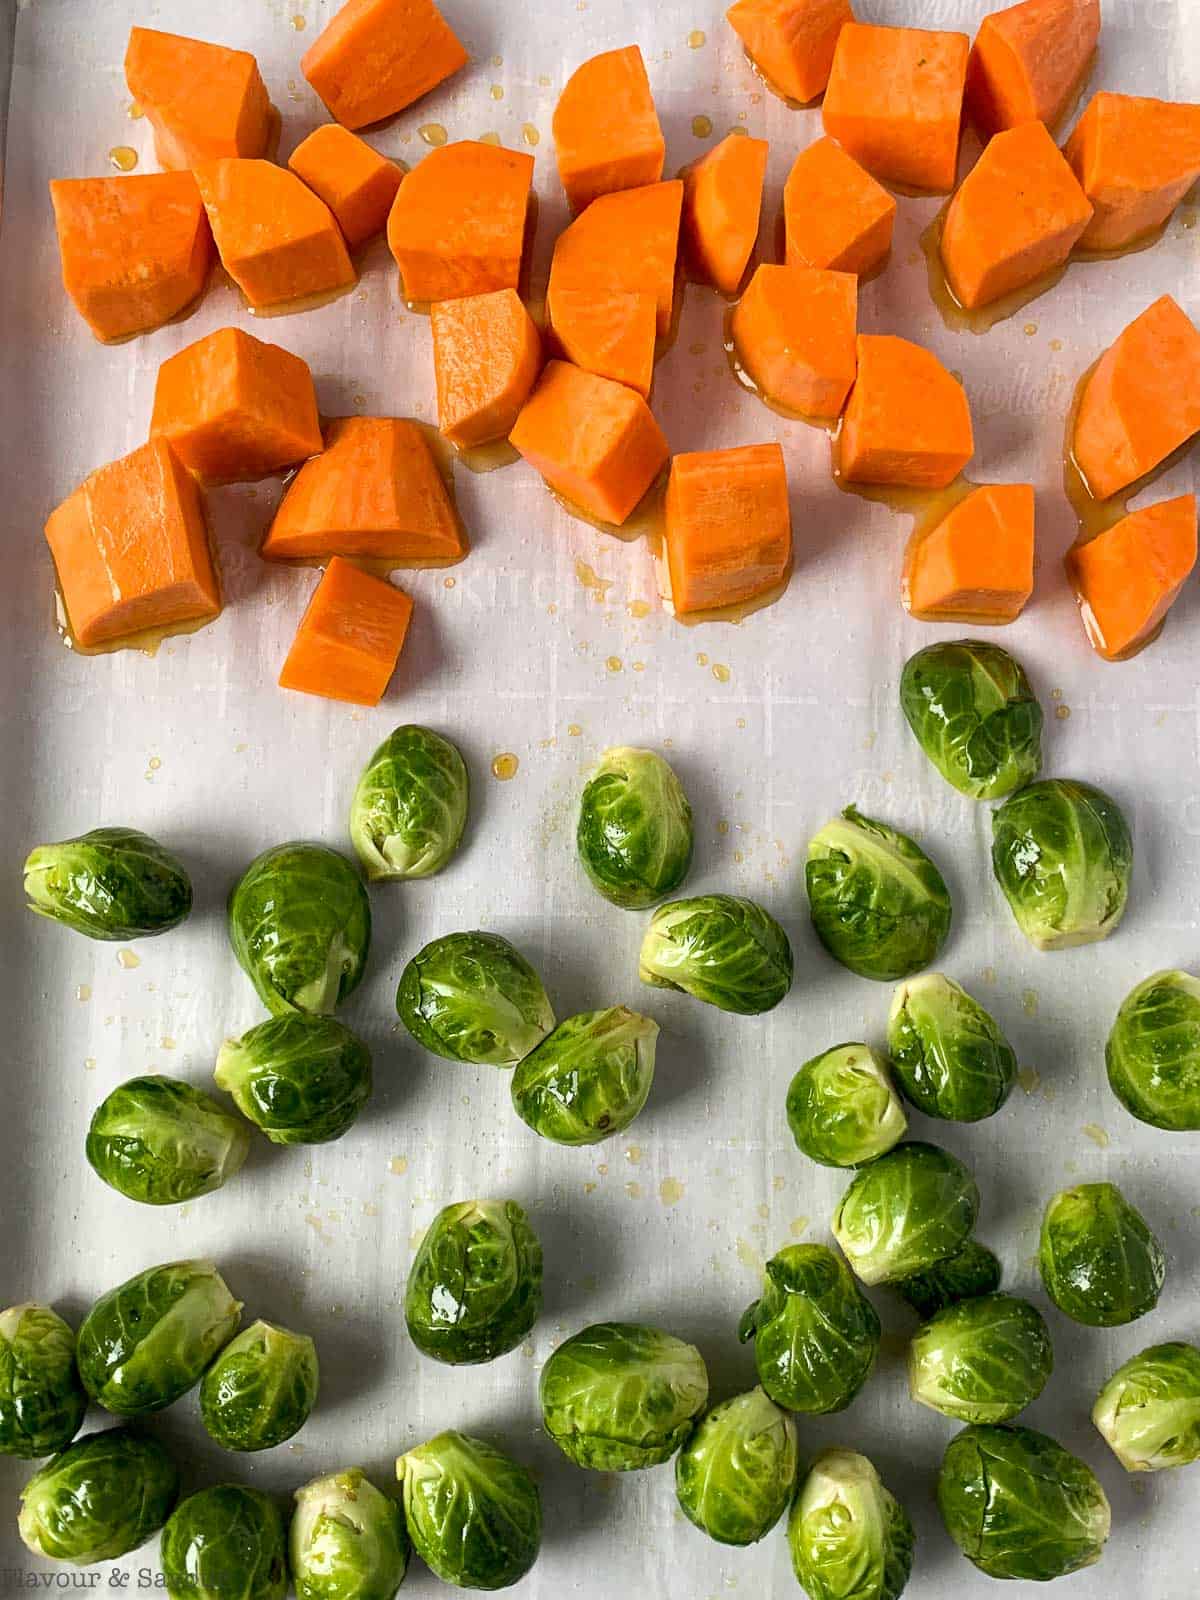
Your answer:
279;557;414;706
548;181;683;338
1066;496;1198;660
1073;296;1200;501
725;0;855;105
546;288;656;399
125;27;272;170
731;264;857;420
387;142;535;303
301;0;467;131
665;444;792;614
288;124;405;250
903;484;1035;622
49;173;213;343
44;438;221;648
965;0;1100;138
823;23;969;193
940;121;1092;309
432;290;544;449
509;361;669;526
784;137;895;276
680;134;769;296
1064;92;1200;251
553;46;665;214
840;335;974;488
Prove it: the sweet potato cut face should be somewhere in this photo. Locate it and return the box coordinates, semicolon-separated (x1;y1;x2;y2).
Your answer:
288;124;405;250
680;134;769;295
279;557;414;706
725;0;855;105
387;142;534;304
548;181;684;338
965;0;1100;138
1065;92;1200;251
665;444;792;614
841;334;974;488
1066;496;1198;659
784;137;896;276
904;484;1035;622
547;288;656;399
1073;296;1200;501
553;46;665;214
301;0;467;130
509;361;669;527
432;290;543;448
823;23;969;193
940;121;1092;309
44;438;221;648
732;264;857;419
263;417;465;563
125;27;272;169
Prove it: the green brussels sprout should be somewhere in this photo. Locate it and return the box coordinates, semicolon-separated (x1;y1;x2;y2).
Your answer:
899;640;1043;801
0;1304;87;1458
833;1142;979;1287
674;1387;797;1546
18;1427;179;1564
805;807;952;982
785;1043;907;1168
991;779;1133;950
908;1293;1052;1424
76;1258;241;1415
396;1430;541;1591
199;1319;319;1451
1092;1341;1200;1472
404;1200;542;1365
228;843;371;1015
1038;1182;1165;1327
893;1239;1002;1320
350;725;469;882
86;1075;251;1205
1105;969;1200;1130
788;1448;914;1600
738;1244;880;1413
291;1469;409;1600
215;1015;372;1145
161;1485;288;1600
638;894;792;1015
576;746;694;908
540;1321;708;1470
937;1423;1110;1581
23;826;192;941
510;1007;657;1145
886;975;1017;1123
396;931;555;1065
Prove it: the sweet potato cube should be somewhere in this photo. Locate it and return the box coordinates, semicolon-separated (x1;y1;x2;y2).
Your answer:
509;361;669;527
841;335;974;489
965;0;1100;138
784;137;895;276
1073;296;1200;501
288;124;405;250
44;438;221;648
903;484;1035;623
279;557;414;706
195;159;356;310
387;142;534;303
301;0;468;130
553;46;665;214
680;134;769;296
725;0;855;105
665;444;792;615
731;264;857;420
432;290;544;448
1066;496;1198;660
125;27;272;170
823;23;969;193
940;121;1092;310
1065;92;1200;252
262;417;466;563
49;174;213;343
546;288;656;399
547;181;683;338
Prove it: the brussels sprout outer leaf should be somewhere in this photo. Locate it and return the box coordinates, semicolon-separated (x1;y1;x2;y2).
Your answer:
675;1388;797;1546
18;1427;179;1564
160;1485;288;1600
396;931;555;1065
396;1430;541;1590
908;1293;1053;1424
786;1043;907;1167
887;975;1018;1123
576;747;694;908
86;1075;251;1205
899;641;1043;800
350;725;469;882
894;1240;1002;1320
510;1008;657;1145
788;1448;914;1600
745;1245;880;1413
1092;1341;1200;1472
1106;969;1200;1130
215;1016;372;1145
23;827;192;941
1038;1182;1165;1327
637;895;792;1015
833;1142;979;1287
291;1468;409;1600
0;1304;87;1459
199;1319;319;1451
405;1200;543;1365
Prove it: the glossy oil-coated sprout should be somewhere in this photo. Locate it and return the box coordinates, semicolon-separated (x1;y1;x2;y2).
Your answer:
350;725;469;882
396;1430;541;1591
894;1240;1002;1321
228;842;371;1015
23;827;191;940
86;1075;251;1205
991;779;1133;950
908;1293;1053;1424
160;1485;288;1600
805;807;952;982
675;1388;797;1547
899;640;1043;800
540;1321;708;1470
788;1448;914;1600
396;930;555;1065
576;746;694;908
887;975;1017;1122
1092;1341;1200;1473
404;1200;542;1365
638;894;793;1014
1039;1182;1165;1327
1106;969;1200;1130
786;1043;907;1168
833;1142;979;1287
0;1304;87;1459
199;1320;319;1452
18;1427;179;1565
510;1007;657;1145
291;1469;409;1600
215;1015;372;1145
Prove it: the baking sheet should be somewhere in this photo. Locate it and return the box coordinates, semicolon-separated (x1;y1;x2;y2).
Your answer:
1;0;1199;1594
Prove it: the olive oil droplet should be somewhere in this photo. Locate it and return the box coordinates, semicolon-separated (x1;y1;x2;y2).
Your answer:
688;30;707;48
567;724;582;737
491;752;520;780
1082;1123;1110;1149
389;1156;408;1176
420;123;448;148
692;114;713;139
522;123;540;147
117;949;141;970
490;84;505;101
712;662;731;683
660;1177;685;1206
75;984;92;1002
605;656;623;673
292;14;307;30
479;131;501;146
108;145;138;172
